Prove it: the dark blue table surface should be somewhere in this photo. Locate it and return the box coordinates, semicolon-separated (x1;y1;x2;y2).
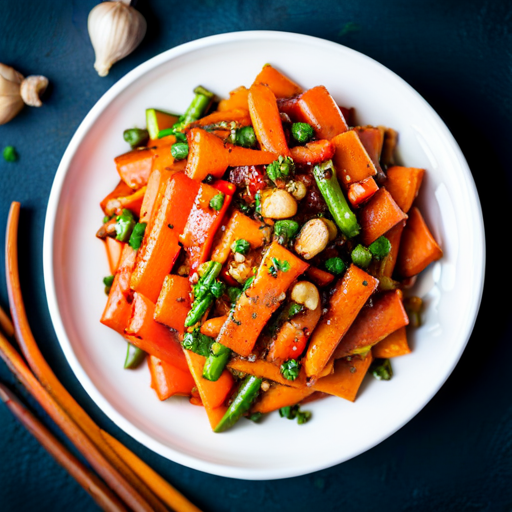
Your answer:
0;1;509;511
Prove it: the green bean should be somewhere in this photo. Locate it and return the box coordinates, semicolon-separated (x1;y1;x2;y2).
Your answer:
202;342;231;382
124;343;146;369
184;294;214;327
123;128;149;148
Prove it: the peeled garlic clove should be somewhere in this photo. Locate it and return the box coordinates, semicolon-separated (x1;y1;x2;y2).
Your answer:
20;76;49;107
88;0;147;77
0;63;24;125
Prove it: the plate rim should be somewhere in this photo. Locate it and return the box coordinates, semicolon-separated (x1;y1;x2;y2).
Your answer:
43;30;486;480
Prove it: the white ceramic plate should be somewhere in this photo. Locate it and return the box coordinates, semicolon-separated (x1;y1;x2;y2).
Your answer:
43;31;485;480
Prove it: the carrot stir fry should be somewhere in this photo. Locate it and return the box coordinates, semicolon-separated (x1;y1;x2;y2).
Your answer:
97;64;443;432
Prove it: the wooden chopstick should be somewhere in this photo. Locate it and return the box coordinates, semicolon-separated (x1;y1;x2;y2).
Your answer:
0;382;127;511
101;430;203;512
0;304;14;338
5;202;168;512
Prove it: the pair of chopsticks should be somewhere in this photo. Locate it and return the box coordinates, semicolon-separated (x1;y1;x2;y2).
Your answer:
0;202;201;512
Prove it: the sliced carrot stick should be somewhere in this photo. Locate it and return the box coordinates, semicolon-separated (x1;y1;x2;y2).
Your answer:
353;126;385;178
0;383;125;512
131;173;199;302
101;180;134;213
396;207;443;278
385;166;425;213
115;148;155;189
304;264;378;379
125;293;189;371
104;186;147;217
372;326;411;359
217;241;309;357
211;210;267;264
5;203;169;512
105;237;124;275
139;160;187;226
147;356;195;400
183;351;232;430
101;245;138;335
331;130;377;188
0;304;14;338
287;86;349;140
347;176;379;207
379;221;405;278
333;290;409;359
227;357;308;388
200;315;228;338
267;305;321;362
180;180;234;272
312;353;373;401
226;144;278;167
248;83;290;156
290;139;335;165
217;86;250;112
251;384;314;414
100;430;202;512
253;64;303;98
305;266;335;287
185;128;229;181
154;275;191;334
188;108;251;129
358;187;408;246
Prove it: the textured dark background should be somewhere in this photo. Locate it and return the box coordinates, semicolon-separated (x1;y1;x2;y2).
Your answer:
0;0;509;511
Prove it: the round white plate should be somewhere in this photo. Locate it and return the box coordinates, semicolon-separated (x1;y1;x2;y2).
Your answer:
43;31;485;480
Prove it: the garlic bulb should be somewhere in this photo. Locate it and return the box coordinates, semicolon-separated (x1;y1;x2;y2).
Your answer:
20;76;49;107
0;64;24;125
88;0;147;77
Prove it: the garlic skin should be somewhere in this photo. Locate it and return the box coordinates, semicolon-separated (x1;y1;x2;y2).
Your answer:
20;76;49;107
88;1;147;77
0;63;24;125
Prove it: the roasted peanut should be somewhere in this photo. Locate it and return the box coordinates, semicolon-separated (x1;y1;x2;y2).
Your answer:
286;180;307;200
260;189;297;219
320;218;338;241
291;281;320;311
294;218;330;259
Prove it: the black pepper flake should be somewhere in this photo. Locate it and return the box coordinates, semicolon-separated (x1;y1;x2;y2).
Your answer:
350;366;356;373
168;224;174;229
252;312;257;319
362;280;368;286
176;297;184;302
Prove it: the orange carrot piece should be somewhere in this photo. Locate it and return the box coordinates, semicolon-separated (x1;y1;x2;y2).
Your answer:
396;207;443;278
125;293;189;371
334;290;409;358
253;64;303;99
104;186;147;217
291;86;348;140
217;241;309;357
105;237;124;275
154;275;191;334
304;264;378;379
217;86;250;112
131;173;200;302
385;166;425;213
359;187;408;246
290;139;335;165
200;316;228;338
372;326;411;359
267;305;321;362
100;180;134;213
183;351;233;429
305;266;335;287
180;181;234;272
188;108;251;129
140;160;187;226
211;210;267;264
0;304;14;339
248;83;290;156
227;357;308;389
251;385;314;414
225;144;278;167
148;355;195;400
101;245;138;335
100;429;202;512
115;148;155;189
347;176;379;207
354;126;384;177
380;221;405;278
185;128;229;181
313;353;373;401
331;130;377;188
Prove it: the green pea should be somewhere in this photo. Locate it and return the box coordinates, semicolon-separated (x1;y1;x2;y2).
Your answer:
128;222;147;250
171;142;189;160
351;244;372;268
3;146;17;162
209;193;225;211
235;126;257;148
369;236;391;260
123;128;149;148
325;257;346;275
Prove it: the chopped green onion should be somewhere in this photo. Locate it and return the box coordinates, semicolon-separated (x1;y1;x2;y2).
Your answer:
231;239;250;255
371;358;393;381
280;359;300;381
